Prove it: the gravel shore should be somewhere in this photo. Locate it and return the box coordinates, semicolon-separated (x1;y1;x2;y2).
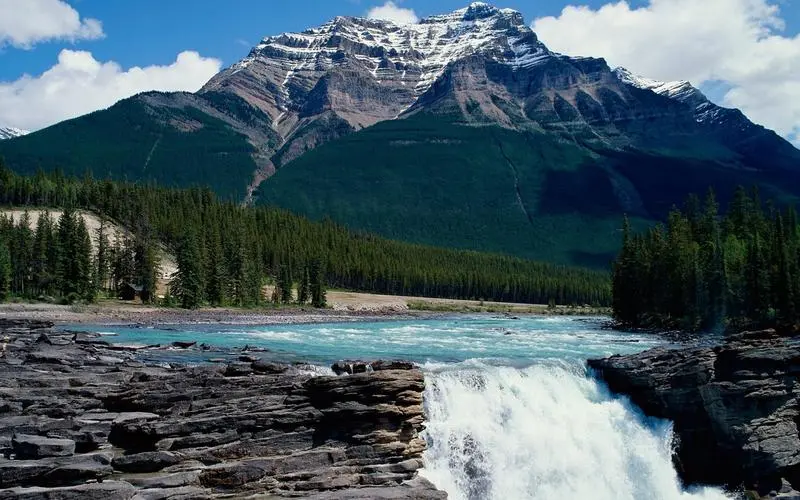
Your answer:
0;302;436;326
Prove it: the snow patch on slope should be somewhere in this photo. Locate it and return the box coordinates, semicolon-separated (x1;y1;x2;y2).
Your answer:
0;126;29;140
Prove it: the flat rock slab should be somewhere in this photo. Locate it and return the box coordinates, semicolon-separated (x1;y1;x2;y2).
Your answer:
113;451;181;473
12;434;75;459
0;480;136;500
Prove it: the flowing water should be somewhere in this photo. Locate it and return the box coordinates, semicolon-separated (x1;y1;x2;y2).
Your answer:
77;315;730;500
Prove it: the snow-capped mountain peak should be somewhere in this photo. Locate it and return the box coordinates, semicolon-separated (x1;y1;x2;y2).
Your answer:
210;3;551;104
0;126;29;140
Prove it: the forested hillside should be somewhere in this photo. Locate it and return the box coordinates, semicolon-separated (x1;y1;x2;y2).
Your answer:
0;165;610;308
613;187;800;332
257;113;800;268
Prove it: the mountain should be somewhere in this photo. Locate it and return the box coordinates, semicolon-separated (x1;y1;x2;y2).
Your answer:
1;3;799;265
0;127;28;140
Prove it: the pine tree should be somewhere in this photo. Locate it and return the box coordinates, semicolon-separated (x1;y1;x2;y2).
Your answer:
745;235;771;326
773;214;796;326
133;237;160;303
12;211;33;297
297;266;311;305
94;221;111;296
612;215;640;325
74;216;94;301
310;259;327;308
278;264;293;304
0;237;10;302
55;209;76;298
32;211;54;297
173;231;203;309
111;236;135;295
204;228;225;306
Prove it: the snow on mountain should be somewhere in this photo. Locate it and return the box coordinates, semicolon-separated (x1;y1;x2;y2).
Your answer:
613;67;725;124
224;2;552;102
0;126;29;140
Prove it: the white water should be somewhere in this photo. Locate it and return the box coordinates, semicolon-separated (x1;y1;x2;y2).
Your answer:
420;361;730;500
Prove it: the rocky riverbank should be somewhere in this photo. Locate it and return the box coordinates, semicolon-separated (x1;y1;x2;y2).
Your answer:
0;319;446;499
588;329;800;498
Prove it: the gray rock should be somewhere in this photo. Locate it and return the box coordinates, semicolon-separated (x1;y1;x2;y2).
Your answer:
125;471;200;488
589;329;800;494
113;451;181;473
0;481;136;499
12;434;75;459
0;452;114;487
131;486;210;500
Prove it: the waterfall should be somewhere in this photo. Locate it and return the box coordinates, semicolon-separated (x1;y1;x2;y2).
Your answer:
420;362;730;500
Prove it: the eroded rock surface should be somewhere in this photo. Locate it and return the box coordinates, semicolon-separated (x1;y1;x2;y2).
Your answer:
0;319;445;499
588;329;800;496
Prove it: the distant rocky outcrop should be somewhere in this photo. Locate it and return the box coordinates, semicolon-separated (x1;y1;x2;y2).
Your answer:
588;330;800;498
0;319;445;499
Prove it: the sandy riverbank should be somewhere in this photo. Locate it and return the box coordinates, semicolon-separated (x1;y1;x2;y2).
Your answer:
0;290;604;325
0;301;431;326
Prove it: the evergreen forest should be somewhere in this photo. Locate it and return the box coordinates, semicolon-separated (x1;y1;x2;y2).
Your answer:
0;164;611;308
613;187;800;332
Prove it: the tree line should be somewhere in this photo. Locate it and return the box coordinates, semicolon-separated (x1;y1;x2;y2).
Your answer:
613;186;800;332
0;164;611;307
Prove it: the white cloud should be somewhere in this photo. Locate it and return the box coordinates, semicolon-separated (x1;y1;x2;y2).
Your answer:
0;49;222;131
366;1;418;25
532;0;800;144
0;0;104;48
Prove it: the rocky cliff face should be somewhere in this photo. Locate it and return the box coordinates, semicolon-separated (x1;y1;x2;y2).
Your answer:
588;330;800;497
199;2;557;169
201;2;738;162
0;320;444;499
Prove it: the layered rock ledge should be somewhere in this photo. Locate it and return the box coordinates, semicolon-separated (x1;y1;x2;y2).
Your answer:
0;319;445;499
588;330;800;497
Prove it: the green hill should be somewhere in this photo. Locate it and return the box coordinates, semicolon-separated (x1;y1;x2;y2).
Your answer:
0;93;271;201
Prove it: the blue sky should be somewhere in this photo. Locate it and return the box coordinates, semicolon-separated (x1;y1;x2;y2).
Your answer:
0;0;798;143
1;1;668;79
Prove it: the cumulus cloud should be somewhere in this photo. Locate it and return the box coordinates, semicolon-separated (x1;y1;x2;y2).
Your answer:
532;0;800;144
0;0;104;48
0;49;222;131
366;1;419;25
